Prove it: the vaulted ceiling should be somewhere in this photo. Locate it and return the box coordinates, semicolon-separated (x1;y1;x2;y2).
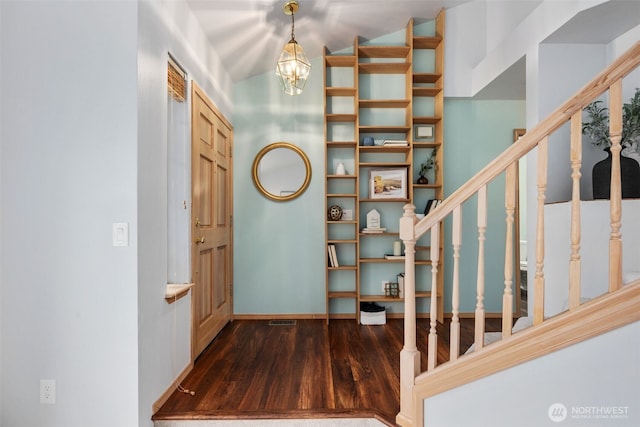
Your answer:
184;0;475;82
184;0;640;99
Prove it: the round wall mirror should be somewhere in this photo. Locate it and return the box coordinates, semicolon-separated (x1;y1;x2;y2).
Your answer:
252;142;311;201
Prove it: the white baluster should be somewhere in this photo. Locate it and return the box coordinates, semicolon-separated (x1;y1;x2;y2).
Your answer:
475;186;487;349
428;223;440;371
534;137;548;325
450;206;462;360
569;112;582;309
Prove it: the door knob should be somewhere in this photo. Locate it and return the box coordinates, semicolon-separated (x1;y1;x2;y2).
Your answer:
195;236;205;244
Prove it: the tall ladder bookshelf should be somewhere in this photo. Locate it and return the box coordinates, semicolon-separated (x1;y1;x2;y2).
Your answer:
324;11;445;323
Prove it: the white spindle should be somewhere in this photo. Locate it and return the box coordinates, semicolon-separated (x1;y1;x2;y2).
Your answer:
427;223;440;371
534;137;548;325
450;206;462;361
475;186;487;349
502;164;516;336
609;81;623;292
569;112;582;309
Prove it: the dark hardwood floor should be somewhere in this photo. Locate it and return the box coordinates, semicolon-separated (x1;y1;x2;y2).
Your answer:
153;318;502;426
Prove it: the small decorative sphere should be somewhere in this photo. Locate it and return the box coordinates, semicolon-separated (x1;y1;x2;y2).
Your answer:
328;205;343;221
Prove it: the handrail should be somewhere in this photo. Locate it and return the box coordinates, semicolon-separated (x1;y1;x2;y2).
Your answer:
414;41;640;238
397;40;640;427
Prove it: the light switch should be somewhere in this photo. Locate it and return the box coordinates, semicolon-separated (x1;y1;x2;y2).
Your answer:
112;222;129;247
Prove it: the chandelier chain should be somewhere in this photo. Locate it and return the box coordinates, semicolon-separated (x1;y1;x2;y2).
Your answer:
290;5;296;42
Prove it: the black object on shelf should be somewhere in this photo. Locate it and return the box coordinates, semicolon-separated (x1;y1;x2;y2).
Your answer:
360;302;386;312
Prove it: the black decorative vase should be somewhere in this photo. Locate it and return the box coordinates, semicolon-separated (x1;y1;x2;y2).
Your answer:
592;148;640;199
417;175;429;184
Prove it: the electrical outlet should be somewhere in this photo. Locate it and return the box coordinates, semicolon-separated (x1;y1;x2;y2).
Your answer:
40;379;56;404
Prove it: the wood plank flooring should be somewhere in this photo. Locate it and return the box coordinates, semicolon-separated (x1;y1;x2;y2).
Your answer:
153;318;502;426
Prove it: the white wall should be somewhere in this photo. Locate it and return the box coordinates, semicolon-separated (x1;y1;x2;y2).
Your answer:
137;0;233;426
538;43;608;204
543;200;640;317
424;321;640;427
1;2;139;426
0;1;234;426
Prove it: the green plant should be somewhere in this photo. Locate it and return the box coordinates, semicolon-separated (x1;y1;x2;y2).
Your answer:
582;88;640;149
420;149;437;177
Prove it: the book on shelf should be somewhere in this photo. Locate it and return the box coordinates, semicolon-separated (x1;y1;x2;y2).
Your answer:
361;227;386;234
330;244;339;267
423;198;441;215
328;244;339;267
382;139;408;146
384;254;405;260
397;273;405;298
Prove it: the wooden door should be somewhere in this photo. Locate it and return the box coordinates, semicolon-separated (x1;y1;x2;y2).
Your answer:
191;82;233;358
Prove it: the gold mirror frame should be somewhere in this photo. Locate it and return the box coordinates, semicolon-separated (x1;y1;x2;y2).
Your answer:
252;142;311;201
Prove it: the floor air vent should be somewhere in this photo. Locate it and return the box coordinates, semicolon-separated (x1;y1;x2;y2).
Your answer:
268;320;297;326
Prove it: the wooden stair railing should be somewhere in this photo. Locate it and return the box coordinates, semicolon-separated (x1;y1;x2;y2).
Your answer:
397;41;640;427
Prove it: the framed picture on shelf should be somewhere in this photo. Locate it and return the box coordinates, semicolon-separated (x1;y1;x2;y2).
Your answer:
369;168;408;199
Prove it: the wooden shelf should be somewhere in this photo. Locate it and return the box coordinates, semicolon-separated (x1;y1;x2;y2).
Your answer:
360;232;400;237
413;36;442;49
328;265;358;271
413;87;442;97
359;125;411;133
413;141;442;149
360;291;433;302
325;55;357;67
324;13;446;323
326;87;357;96
359;62;411;74
358;45;410;58
359;198;410;203
326;113;357;123
327;193;357;199
326;141;357;147
359;145;410;154
359;161;411;168
359;99;410;108
413;116;441;125
413;183;442;190
360;258;432;265
328;239;358;244
328;291;358;299
413;73;441;84
327;174;357;179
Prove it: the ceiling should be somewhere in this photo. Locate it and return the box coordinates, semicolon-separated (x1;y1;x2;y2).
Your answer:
184;0;640;99
185;0;473;82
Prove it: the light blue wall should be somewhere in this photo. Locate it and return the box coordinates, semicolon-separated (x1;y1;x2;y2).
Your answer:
443;99;526;313
233;57;326;315
233;56;525;315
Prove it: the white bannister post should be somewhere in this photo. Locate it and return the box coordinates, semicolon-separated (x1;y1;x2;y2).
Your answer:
608;80;623;292
534;137;548;325
503;163;516;336
397;204;419;426
569;112;582;309
427;222;440;371
475;186;487;349
450;206;462;361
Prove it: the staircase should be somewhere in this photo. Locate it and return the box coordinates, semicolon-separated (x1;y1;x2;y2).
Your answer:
396;41;640;426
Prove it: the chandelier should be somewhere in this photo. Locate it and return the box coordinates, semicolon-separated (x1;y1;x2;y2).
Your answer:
276;0;311;95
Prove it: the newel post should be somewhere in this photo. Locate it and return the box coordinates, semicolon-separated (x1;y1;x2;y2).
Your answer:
397;204;420;426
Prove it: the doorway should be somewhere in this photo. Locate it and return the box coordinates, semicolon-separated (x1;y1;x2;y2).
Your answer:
191;82;234;358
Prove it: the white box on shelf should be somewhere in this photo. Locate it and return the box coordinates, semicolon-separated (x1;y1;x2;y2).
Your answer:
360;309;386;325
